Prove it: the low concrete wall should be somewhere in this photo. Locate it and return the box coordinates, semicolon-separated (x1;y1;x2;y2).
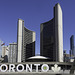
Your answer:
0;72;74;75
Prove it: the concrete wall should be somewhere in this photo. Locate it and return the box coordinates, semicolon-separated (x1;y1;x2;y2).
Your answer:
0;72;74;75
8;43;17;63
17;19;24;62
54;3;63;62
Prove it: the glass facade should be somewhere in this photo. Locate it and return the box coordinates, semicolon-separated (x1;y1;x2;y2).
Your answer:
70;35;74;56
22;27;35;62
40;19;56;61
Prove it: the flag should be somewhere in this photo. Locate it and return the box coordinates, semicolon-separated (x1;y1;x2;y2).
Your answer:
1;43;5;46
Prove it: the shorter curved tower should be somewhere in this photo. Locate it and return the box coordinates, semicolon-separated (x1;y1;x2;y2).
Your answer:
17;19;35;62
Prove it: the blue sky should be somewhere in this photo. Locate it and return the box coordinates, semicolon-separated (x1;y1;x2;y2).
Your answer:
0;0;75;54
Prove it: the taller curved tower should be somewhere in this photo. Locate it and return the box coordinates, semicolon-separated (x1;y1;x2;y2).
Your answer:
17;19;35;62
40;3;63;62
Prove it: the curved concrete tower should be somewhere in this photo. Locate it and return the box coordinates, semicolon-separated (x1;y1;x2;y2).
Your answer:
17;19;35;62
54;3;63;62
40;3;63;62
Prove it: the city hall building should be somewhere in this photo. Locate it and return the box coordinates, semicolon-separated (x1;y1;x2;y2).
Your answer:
17;19;35;62
0;3;75;75
40;3;63;62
